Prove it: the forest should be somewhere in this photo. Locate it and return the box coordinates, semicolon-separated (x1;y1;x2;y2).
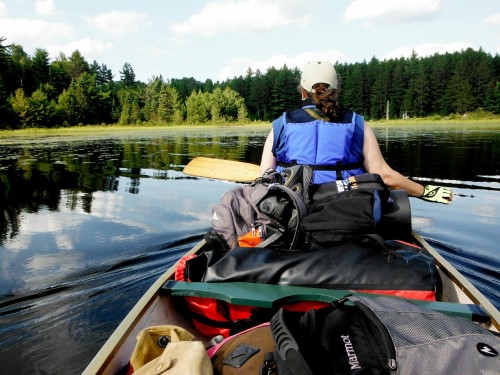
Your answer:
0;36;498;130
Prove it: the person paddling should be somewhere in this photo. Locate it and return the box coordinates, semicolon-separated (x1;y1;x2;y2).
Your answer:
260;60;453;204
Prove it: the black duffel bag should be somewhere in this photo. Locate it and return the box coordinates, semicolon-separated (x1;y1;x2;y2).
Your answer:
302;183;412;251
191;235;440;300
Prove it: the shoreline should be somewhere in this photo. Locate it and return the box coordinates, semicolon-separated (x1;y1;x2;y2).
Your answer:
1;117;499;139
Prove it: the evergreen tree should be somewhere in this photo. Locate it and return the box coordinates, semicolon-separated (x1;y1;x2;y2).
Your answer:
8;44;35;95
1;40;498;127
120;62;136;86
32;48;50;88
0;37;15;128
117;87;143;124
342;63;365;115
10;88;29;126
428;53;452;115
389;59;407;118
402;51;419;117
446;54;475;114
50;53;72;96
170;77;203;103
158;84;182;122
370;61;385;118
11;87;56;128
414;59;431;117
58;72;105;125
143;76;163;121
186;90;209;123
67;50;89;79
485;81;499;114
248;69;268;120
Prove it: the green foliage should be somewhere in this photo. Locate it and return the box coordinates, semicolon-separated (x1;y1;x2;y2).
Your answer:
185;87;248;123
67;50;89;79
186;90;210;123
10;88;28;122
32;48;50;88
11;87;56;128
0;38;498;129
159;85;183;122
120;62;136;87
338;49;498;119
49;54;72;96
486;82;500;114
118;87;143;125
56;72;112;126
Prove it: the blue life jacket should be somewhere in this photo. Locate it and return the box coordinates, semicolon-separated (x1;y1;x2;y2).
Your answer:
272;105;365;184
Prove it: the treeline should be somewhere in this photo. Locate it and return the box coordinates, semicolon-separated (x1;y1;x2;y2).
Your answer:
225;48;499;121
0;38;248;129
0;36;498;129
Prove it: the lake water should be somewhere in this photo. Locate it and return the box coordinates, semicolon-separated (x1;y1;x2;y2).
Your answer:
0;123;499;374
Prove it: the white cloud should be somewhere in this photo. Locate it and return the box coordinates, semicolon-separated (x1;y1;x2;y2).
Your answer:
0;1;7;16
25;253;82;281
344;0;443;24
46;37;112;60
2;227;31;252
85;11;150;36
218;49;344;81
484;13;500;25
0;18;73;45
384;42;472;60
170;0;319;37
35;0;59;16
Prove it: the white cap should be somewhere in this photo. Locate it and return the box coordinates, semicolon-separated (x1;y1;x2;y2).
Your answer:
300;61;338;93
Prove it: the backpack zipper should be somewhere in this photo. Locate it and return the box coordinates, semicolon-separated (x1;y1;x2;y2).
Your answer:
354;302;398;372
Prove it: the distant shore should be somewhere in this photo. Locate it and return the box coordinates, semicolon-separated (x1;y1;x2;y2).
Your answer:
1;116;499;139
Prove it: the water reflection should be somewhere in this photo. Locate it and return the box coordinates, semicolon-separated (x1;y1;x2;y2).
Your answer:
0;124;500;374
0;130;267;246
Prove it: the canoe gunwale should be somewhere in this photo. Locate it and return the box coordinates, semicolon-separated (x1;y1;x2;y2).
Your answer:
413;231;500;331
82;240;206;375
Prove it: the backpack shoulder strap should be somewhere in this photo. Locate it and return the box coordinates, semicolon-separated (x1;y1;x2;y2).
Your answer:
263;184;308;250
270;309;313;375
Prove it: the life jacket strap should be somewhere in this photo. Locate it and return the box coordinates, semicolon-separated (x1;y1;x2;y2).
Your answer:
278;161;364;178
303;107;331;121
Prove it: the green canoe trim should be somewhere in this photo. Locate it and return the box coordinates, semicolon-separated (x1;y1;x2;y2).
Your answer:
162;280;490;323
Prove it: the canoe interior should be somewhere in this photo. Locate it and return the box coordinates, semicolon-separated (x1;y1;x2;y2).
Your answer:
83;235;498;375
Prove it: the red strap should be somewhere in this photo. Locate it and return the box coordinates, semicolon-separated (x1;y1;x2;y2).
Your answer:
174;254;197;281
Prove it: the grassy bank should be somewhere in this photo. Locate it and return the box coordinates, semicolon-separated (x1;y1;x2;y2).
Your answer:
369;110;500;126
370;117;500;126
0;121;272;139
369;117;500;129
1;115;499;139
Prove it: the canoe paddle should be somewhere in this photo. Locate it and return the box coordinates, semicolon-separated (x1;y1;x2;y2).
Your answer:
183;157;261;182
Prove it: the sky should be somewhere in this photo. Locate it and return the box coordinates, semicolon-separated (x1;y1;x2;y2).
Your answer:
0;0;499;83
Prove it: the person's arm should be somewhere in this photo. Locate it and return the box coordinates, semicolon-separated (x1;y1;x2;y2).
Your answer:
260;129;277;174
362;124;452;203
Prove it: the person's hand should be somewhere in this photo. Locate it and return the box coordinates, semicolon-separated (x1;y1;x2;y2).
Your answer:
420;185;453;204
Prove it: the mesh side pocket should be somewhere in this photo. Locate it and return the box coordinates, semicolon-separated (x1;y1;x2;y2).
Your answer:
379;310;488;348
354;296;500;375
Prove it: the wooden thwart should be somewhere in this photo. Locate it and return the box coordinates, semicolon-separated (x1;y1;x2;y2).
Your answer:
183;157;261;182
162;280;490;323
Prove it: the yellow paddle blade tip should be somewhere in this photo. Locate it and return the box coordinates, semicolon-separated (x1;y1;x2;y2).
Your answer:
183;157;261;182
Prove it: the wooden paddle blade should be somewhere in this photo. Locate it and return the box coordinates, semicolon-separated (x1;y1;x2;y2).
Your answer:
183;157;261;182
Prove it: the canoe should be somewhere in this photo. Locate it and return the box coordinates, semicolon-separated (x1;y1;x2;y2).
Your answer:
82;230;500;375
84;158;500;373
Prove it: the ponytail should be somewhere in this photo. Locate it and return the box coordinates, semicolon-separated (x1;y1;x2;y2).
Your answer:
310;83;340;119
